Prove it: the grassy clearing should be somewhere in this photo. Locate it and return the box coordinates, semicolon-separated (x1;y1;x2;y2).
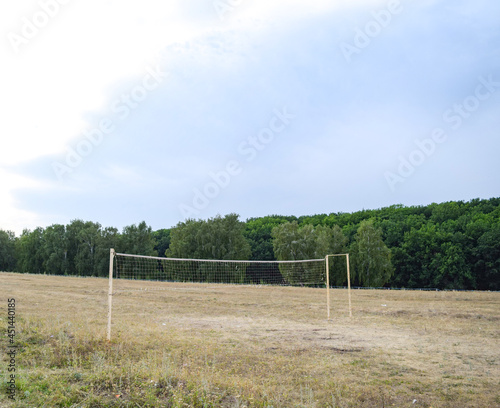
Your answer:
1;273;499;407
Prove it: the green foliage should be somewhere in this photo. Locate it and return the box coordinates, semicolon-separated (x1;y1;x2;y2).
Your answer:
351;219;393;287
11;220;155;277
0;229;17;271
272;221;317;261
327;225;350;286
244;215;296;260
475;223;500;290
165;214;251;283
16;228;44;274
266;198;500;289
41;224;68;275
271;222;348;285
74;221;102;277
167;213;251;260
152;228;171;257
3;197;500;289
271;222;318;285
119;221;156;256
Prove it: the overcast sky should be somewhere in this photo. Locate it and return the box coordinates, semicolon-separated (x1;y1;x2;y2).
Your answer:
1;0;499;235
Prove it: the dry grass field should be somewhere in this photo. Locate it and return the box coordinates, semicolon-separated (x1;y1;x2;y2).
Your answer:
1;272;499;407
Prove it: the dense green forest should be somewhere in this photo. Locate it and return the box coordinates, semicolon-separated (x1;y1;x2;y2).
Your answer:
1;198;499;290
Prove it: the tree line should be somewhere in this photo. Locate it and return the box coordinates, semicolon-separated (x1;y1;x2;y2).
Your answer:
0;220;156;278
0;198;499;290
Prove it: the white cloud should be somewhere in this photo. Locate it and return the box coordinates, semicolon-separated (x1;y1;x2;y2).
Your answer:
0;169;48;234
0;0;213;167
0;0;391;167
1;0;499;234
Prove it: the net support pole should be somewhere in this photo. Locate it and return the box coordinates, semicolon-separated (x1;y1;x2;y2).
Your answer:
107;248;115;341
325;255;330;320
346;253;352;318
326;254;352;319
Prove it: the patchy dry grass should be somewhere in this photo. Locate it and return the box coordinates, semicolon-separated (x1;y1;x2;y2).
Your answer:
1;273;499;407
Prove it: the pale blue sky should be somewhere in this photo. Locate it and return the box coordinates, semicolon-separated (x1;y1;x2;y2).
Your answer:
1;0;499;234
